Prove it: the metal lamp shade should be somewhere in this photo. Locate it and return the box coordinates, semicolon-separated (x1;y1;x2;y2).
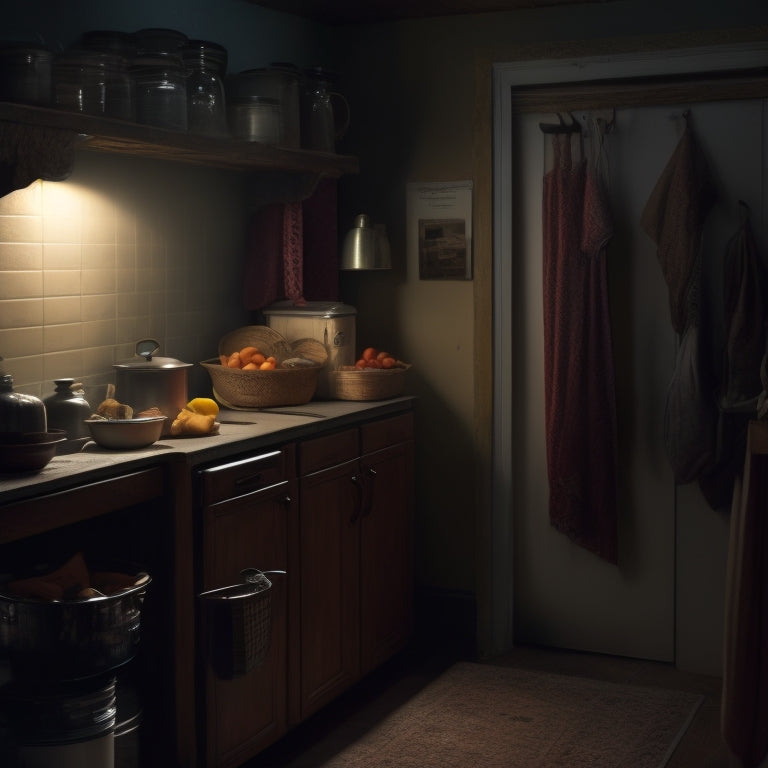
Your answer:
340;214;392;270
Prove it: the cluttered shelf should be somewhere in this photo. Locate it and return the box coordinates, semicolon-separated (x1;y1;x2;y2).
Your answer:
0;100;359;198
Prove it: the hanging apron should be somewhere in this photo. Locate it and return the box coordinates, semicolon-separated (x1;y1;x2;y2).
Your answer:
542;126;619;564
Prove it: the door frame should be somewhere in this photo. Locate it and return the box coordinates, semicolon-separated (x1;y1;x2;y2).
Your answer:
488;41;768;658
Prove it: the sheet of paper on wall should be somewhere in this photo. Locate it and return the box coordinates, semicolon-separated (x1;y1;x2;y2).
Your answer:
406;181;473;280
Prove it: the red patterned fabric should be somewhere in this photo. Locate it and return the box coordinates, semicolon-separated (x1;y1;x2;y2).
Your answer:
542;132;619;564
283;201;306;305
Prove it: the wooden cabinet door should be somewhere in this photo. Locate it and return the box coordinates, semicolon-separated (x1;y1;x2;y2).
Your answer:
202;477;294;768
296;457;362;721
359;437;415;675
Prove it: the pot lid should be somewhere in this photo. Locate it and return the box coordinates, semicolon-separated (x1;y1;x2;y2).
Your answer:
114;339;193;370
262;300;356;318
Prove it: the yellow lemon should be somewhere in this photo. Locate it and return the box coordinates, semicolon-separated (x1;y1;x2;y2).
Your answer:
186;397;219;416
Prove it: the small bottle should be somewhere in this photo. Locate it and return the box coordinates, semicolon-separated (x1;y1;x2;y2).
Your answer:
43;379;91;440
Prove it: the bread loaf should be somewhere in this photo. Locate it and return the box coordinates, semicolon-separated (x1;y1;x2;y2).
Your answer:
96;398;134;419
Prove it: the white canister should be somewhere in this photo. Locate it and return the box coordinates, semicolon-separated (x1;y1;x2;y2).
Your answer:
262;301;357;399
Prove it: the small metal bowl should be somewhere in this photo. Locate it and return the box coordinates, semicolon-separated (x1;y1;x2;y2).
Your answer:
84;416;167;450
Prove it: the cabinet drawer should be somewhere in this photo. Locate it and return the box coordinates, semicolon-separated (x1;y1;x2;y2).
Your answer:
199;445;294;506
360;412;414;455
299;428;359;475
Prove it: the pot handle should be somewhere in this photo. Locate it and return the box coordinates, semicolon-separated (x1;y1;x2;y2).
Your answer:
135;338;161;361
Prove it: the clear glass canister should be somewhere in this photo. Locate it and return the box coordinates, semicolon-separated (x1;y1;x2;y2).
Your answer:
229;96;282;144
182;40;228;137
53;49;133;120
0;44;53;105
131;53;188;131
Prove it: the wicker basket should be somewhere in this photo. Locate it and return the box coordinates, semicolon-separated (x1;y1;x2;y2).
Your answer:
198;570;275;679
201;359;321;408
217;325;292;362
330;366;410;401
202;325;327;408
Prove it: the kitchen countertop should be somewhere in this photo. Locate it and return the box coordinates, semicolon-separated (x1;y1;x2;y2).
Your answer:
0;397;416;506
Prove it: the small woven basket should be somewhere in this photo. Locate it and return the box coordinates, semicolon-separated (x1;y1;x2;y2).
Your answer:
202;325;327;408
330;366;410;401
202;360;321;408
198;570;274;680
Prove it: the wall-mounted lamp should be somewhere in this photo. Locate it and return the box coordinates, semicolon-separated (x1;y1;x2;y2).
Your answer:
340;214;392;270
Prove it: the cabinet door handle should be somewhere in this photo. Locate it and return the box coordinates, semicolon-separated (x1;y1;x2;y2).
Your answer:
362;467;377;517
350;473;364;523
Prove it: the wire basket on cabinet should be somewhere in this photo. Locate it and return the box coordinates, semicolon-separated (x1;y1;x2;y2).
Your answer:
198;568;282;679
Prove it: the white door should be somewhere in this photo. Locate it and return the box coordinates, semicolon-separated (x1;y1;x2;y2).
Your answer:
490;45;768;668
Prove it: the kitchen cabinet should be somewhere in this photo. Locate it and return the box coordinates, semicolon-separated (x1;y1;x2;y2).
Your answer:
0;466;178;768
292;412;414;723
196;445;297;768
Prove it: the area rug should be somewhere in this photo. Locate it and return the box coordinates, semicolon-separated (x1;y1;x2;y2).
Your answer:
308;662;703;768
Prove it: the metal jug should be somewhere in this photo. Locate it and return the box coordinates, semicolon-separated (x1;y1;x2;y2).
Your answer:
301;66;350;153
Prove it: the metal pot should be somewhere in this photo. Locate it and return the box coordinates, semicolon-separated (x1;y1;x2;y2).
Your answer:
0;572;151;681
113;339;191;426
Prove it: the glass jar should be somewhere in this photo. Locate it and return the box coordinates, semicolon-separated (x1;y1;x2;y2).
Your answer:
227;65;300;148
229;96;282;144
43;379;91;441
182;40;228;137
131;53;187;131
0;44;52;105
53;49;133;120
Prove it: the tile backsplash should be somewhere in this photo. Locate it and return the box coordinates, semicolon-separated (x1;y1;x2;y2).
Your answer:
0;151;251;406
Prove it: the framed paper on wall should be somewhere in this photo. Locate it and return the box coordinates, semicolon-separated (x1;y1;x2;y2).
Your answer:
407;181;473;280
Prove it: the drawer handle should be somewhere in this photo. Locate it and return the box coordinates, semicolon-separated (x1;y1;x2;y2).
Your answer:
235;472;264;489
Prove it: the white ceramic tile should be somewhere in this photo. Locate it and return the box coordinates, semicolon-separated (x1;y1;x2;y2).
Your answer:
0;243;43;271
0;215;43;243
0;298;44;328
43;270;81;298
43;323;84;353
83;243;117;269
116;269;136;293
0;325;43;357
42;349;87;388
43;214;83;244
2;354;44;388
44;296;82;325
82;319;117;348
82;295;116;322
82;269;117;295
0;271;44;300
43;242;82;269
116;243;136;270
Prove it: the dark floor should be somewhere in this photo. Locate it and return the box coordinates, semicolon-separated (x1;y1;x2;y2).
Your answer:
244;637;730;768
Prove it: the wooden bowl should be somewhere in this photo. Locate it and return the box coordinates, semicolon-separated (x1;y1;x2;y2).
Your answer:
0;430;67;473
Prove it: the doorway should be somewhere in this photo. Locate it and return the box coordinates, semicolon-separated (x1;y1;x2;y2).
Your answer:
490;42;768;673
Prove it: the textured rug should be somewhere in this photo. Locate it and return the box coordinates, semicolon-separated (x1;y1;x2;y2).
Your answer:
300;662;703;768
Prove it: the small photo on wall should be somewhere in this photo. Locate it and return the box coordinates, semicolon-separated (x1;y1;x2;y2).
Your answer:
418;219;469;280
407;181;473;281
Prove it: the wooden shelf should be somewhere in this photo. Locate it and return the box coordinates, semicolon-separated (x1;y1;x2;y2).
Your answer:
0;101;359;200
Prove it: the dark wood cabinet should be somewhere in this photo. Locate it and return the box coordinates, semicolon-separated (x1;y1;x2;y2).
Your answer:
359;414;415;675
293;412;415;723
197;446;297;768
